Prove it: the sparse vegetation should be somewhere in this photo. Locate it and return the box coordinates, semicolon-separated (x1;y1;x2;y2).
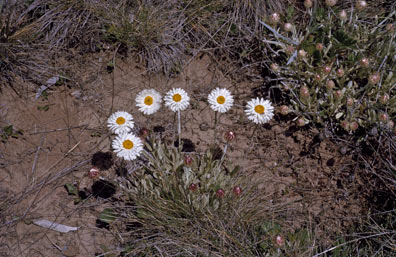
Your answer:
0;0;395;256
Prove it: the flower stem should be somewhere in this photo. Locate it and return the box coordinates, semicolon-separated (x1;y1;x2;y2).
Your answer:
220;143;228;165
177;110;181;151
250;124;259;139
214;112;218;144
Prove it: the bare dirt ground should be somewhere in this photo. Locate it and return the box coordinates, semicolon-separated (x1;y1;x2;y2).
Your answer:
0;52;369;256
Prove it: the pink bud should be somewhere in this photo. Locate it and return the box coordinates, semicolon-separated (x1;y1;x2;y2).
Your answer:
286;45;295;55
298;49;307;58
360;58;369;68
139;127;150;139
316;43;324;51
314;74;321;82
275;235;285;247
88;167;100;179
339;10;348;20
300;86;310;98
325;0;337;7
184;155;193;166
280;105;289;115
388;120;394;129
326;80;335;90
380;94;389;105
283;23;293;32
189;183;198;192
270;63;280;72
346;98;354;107
336;68;344;78
224;131;236;142
270;13;280;25
341;120;350;130
216;189;225;198
386;24;395;32
322;65;332;74
369;72;380;85
233;186;242;196
356;1;367;11
379;113;388;122
304;0;313;8
297;117;306;127
334;90;343;99
350;121;359;131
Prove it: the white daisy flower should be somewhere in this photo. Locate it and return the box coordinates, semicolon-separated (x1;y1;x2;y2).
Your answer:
107;111;134;134
135;89;162;115
164;88;190;112
112;133;143;161
245;98;274;124
208;88;234;113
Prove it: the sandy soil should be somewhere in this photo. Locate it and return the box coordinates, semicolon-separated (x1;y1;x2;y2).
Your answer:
0;52;368;256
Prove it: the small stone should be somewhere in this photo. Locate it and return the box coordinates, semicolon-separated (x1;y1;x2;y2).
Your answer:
70;90;82;98
199;122;210;131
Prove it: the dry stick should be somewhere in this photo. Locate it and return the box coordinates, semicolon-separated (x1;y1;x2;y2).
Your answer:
21;141;80;219
109;44;121;116
29;125;87;135
313;231;393;257
177;110;181;151
31;134;45;184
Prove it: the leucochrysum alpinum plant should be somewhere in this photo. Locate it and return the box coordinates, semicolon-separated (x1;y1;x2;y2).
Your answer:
266;1;395;134
98;88;317;256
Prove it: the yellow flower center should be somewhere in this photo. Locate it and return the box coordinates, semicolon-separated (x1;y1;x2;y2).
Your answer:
144;96;153;106
123;139;134;150
217;96;225;104
116;117;125;125
254;105;265;114
173;93;182;102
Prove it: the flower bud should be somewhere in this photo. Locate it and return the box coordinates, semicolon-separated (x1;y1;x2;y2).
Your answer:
298;49;307;58
314;73;321;82
356;1;367;11
285;45;295;55
326;80;335;90
379;113;388;122
88;167;100;179
360;58;369;68
368;72;380;85
184;155;193;166
325;0;337;7
341;120;349;130
270;13;280;25
233;186;242;196
350;121;359;131
280;105;289;115
297;117;306;127
316;43;324;51
388;120;394;129
379;94;389;105
216;189;225;198
339;10;348;21
139;127;150;138
386;23;395;32
270;63;280;72
189;183;198;192
283;23;293;32
346;98;354;107
300;86;310;98
304;0;313;8
322;65;332;74
336;68;344;78
224;131;236;142
275;235;285;247
334;90;343;100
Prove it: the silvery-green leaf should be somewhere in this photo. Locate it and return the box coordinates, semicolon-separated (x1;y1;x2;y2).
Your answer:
335;112;344;119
